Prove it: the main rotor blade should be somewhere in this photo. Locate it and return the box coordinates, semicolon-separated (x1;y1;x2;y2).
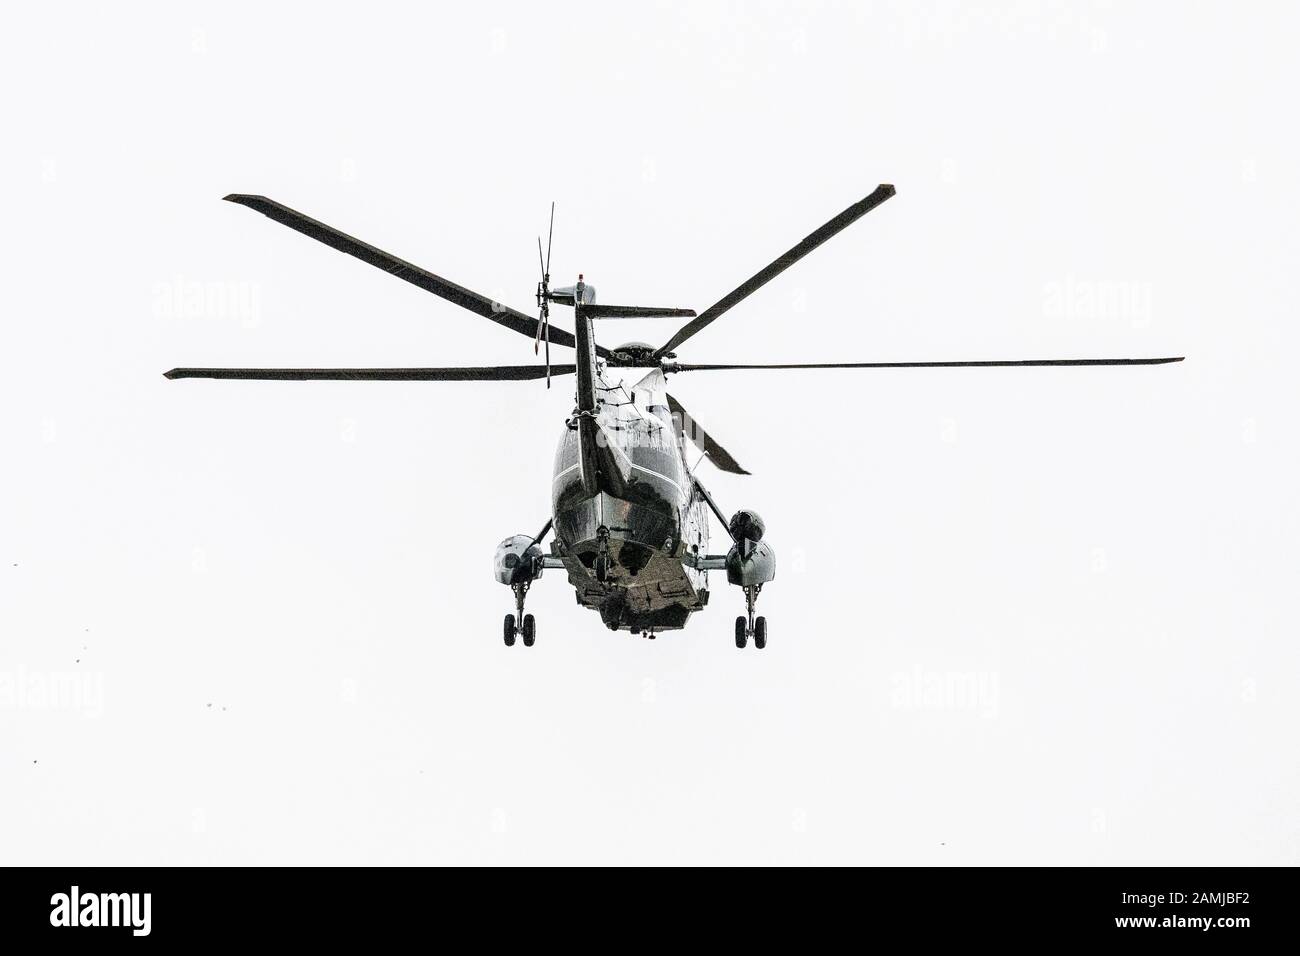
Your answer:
164;365;576;381
666;392;750;476
223;195;604;355
654;184;896;359
670;357;1185;371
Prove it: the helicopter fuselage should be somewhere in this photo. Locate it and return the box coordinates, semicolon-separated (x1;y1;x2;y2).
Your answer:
550;365;712;632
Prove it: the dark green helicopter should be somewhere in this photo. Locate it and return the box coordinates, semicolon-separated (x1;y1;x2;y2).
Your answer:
166;185;1182;649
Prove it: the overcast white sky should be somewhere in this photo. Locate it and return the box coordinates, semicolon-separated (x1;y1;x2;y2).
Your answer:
1;1;1296;865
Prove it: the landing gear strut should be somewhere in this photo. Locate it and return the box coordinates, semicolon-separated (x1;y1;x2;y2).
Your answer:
734;584;767;650
594;526;611;583
504;581;537;648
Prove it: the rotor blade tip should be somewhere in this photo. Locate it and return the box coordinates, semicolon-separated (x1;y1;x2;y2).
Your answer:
222;193;262;205
163;368;181;379
879;183;896;195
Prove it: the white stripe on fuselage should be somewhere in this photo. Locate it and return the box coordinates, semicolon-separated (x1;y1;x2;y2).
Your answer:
605;435;685;498
549;430;685;499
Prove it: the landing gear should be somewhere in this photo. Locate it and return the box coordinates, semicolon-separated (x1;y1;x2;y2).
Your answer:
504;582;536;648
733;584;768;649
594;526;611;583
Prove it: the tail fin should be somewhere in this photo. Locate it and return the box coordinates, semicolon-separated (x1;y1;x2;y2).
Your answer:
584;305;696;319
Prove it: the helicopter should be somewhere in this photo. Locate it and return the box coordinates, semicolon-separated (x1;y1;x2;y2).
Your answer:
165;184;1182;649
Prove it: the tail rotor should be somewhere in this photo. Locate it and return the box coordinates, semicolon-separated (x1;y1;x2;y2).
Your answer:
534;201;556;387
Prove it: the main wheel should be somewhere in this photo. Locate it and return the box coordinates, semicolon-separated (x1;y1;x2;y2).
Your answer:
735;616;747;648
753;616;768;650
521;613;536;647
595;554;610;582
503;613;517;647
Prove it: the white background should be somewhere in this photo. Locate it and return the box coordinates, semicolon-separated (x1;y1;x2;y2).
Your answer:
1;1;1296;865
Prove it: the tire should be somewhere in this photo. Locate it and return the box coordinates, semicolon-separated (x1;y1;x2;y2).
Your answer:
595;554;610;582
503;613;516;647
521;613;536;647
753;616;767;650
735;616;747;649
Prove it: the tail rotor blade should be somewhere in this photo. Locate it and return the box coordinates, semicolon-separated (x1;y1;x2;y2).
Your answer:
545;201;555;275
535;235;546;354
535;203;556;360
537;202;556;382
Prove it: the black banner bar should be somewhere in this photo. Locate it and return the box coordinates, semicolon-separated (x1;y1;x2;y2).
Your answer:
0;867;1290;944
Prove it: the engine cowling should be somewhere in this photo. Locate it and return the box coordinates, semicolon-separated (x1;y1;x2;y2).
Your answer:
726;539;776;587
725;510;774;587
728;510;765;544
493;534;545;586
